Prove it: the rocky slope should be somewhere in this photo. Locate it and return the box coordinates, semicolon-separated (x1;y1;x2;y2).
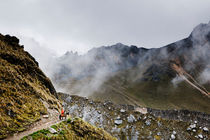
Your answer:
58;92;210;140
50;22;210;113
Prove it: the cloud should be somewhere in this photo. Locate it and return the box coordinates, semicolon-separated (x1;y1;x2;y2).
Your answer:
0;0;210;55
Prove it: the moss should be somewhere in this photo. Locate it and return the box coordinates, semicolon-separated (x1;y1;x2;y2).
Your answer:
21;129;50;140
154;135;161;140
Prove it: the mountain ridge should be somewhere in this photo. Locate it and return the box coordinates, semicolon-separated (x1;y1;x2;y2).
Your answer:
49;22;210;113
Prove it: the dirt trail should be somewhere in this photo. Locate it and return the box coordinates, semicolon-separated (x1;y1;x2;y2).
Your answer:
6;113;62;140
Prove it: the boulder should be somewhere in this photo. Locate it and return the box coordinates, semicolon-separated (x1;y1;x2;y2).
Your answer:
203;127;209;132
49;127;57;134
114;120;123;125
43;115;49;118
170;134;176;140
127;114;136;123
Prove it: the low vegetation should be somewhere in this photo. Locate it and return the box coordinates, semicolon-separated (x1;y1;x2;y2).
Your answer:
22;118;117;140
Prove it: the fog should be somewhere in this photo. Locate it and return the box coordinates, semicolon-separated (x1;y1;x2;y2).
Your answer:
0;0;210;55
1;1;210;96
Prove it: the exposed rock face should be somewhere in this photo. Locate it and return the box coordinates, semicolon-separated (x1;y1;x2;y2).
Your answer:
0;34;60;139
58;92;210;140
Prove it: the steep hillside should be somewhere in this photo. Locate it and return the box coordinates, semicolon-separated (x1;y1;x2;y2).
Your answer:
0;34;61;139
50;22;210;113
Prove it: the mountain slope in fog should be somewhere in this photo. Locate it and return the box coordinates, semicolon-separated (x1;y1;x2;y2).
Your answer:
51;22;210;113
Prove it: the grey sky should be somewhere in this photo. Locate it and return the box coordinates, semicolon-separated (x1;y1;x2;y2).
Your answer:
0;0;210;55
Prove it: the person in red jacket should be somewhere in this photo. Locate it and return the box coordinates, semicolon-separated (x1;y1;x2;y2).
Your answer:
61;108;64;117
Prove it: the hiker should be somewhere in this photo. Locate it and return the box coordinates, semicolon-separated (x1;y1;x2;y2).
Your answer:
61;108;64;117
59;108;66;120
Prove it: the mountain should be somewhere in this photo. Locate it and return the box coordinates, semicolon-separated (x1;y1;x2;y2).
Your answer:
0;34;115;140
50;22;210;113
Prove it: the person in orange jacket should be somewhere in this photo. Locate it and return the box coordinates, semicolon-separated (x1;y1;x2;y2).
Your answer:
61;108;64;117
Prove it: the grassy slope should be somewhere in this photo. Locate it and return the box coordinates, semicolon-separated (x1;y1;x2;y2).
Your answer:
0;35;60;139
22;118;116;140
90;65;210;114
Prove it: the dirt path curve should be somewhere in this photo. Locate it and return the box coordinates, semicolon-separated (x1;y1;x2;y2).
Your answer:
6;113;62;140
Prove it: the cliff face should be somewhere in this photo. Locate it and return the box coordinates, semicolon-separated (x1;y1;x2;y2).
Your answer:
0;34;60;139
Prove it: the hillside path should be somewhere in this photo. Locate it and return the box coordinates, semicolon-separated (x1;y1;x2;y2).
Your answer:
6;114;62;140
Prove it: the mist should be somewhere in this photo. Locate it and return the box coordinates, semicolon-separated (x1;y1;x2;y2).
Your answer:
19;21;210;98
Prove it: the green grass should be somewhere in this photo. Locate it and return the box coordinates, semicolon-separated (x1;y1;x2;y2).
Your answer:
22;118;117;140
89;66;210;113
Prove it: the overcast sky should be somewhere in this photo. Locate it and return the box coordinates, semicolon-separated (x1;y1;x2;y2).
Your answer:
0;0;210;55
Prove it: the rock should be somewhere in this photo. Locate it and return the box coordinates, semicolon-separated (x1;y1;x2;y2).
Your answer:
43;115;49;118
198;134;203;139
145;119;151;126
120;109;126;113
49;127;57;134
203;127;209;132
127;114;136;123
116;116;121;120
172;130;176;135
134;107;147;114
170;134;176;140
158;121;162;127
187;127;191;131
190;124;196;129
66;96;72;103
114;119;123;125
187;124;196;131
115;116;123;125
157;132;161;136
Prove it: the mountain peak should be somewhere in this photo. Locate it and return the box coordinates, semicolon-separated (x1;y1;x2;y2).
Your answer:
190;22;210;45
